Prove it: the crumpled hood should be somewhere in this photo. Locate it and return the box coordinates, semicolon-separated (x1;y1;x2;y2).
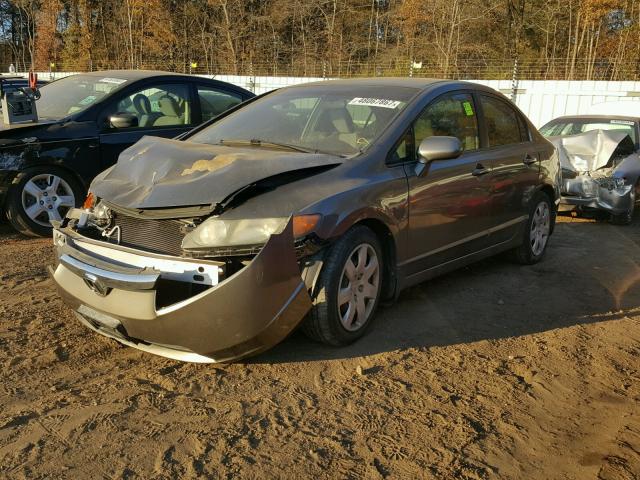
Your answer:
91;136;344;210
550;129;634;173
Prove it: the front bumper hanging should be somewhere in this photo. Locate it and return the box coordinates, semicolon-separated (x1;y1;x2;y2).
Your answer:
50;218;313;362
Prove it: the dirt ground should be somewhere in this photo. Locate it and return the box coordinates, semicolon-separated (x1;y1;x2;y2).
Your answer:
0;215;639;480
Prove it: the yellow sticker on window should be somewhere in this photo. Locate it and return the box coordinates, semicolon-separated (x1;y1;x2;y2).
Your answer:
463;101;474;116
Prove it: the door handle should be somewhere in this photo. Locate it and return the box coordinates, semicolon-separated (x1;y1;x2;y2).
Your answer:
472;163;490;176
523;154;537;165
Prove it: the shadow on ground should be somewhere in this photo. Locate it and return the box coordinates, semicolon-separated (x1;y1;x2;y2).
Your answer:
2;211;638;366
251;216;640;364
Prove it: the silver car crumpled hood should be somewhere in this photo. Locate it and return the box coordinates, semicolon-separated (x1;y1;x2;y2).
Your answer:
550;129;639;213
550;129;633;173
90;136;343;211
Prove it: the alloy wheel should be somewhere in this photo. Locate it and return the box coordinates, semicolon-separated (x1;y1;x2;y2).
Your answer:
21;173;75;227
337;243;380;331
530;201;550;256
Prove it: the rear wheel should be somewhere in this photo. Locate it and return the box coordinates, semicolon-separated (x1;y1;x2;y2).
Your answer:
510;191;553;265
6;167;83;237
302;226;383;346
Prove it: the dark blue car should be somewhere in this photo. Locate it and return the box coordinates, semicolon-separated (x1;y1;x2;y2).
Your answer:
0;70;253;236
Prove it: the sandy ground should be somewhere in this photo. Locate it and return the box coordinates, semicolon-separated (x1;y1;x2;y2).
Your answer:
0;215;639;480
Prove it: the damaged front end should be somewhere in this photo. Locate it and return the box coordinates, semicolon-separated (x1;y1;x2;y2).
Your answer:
50;207;320;362
552;130;639;215
49;136;344;361
560;168;634;214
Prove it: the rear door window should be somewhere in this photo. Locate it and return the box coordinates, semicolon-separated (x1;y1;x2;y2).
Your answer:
479;95;524;147
197;87;243;122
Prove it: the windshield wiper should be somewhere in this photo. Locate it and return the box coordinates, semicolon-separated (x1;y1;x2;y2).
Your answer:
218;138;348;157
219;138;314;154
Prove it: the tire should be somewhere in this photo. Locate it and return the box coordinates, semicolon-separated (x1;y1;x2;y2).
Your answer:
609;184;636;226
510;191;553;265
6;166;84;237
301;225;383;346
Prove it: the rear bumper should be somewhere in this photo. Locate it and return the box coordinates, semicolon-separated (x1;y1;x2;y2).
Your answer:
50;219;312;362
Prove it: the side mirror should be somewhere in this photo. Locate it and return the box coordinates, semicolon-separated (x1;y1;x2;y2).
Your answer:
415;136;463;176
109;112;138;129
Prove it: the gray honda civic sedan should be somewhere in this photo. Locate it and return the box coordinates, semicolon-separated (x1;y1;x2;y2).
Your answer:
50;79;559;362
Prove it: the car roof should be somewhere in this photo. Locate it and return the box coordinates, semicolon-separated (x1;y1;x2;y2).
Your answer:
78;70;195;81
67;70;253;96
291;77;488;92
548;114;639;122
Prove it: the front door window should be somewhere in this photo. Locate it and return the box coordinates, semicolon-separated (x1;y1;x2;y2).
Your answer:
113;84;192;129
414;92;479;153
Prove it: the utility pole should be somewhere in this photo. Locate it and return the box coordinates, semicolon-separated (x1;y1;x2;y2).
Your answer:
511;57;519;101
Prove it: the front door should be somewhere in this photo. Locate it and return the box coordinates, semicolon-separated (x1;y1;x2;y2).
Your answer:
402;92;494;276
98;83;195;168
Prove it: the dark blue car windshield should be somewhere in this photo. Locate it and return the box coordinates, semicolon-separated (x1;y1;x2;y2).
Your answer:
36;74;128;119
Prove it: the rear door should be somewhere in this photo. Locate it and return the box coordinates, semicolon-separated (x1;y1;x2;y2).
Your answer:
98;82;196;168
400;91;495;275
476;94;539;243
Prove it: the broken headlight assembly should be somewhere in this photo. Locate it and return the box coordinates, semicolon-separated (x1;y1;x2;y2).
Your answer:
182;214;321;254
68;194;112;231
595;176;626;191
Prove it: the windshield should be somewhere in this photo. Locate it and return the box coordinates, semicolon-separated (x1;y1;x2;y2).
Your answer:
36;74;128;119
540;118;638;146
189;85;417;156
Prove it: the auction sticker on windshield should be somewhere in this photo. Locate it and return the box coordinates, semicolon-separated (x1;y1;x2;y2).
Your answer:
348;97;402;109
611;119;634;126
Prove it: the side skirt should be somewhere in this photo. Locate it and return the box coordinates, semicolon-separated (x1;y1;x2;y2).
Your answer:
398;234;523;292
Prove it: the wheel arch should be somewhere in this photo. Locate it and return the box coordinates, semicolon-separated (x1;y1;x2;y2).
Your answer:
13;163;88;193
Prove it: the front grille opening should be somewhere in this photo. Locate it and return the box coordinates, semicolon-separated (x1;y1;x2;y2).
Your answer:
115;213;186;256
155;278;211;309
77;213;188;257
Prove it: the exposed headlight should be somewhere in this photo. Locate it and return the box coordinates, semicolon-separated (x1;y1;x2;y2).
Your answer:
596;177;626;190
580;177;598;197
93;201;111;221
187;217;287;249
182;214;321;251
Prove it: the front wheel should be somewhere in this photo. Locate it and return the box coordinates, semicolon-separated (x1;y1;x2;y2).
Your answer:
510;191;553;265
6;167;83;237
301;225;383;346
610;185;636;226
